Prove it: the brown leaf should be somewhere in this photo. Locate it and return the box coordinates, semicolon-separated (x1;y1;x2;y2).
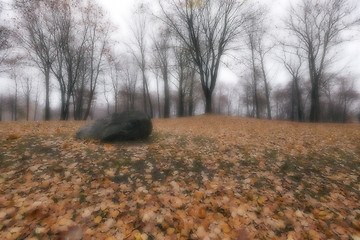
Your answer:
60;226;83;240
235;228;251;240
7;134;20;140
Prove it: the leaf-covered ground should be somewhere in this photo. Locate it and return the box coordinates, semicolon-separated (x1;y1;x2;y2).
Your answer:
0;116;359;240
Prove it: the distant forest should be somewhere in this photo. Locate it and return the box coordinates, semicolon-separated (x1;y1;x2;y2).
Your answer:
0;0;359;122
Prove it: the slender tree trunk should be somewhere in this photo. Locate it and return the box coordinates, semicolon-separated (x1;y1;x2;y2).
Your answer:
342;99;347;123
14;84;18;121
177;68;184;117
75;77;85;120
204;91;212;114
130;90;135;111
26;94;30;121
44;68;51;120
294;77;303;121
253;83;259;118
188;76;194;116
156;75;161;118
105;97;110;115
83;91;95;120
290;81;296;121
250;36;260;119
144;74;153;118
60;91;66;120
246;94;250;117
217;90;222;114
34;92;39;121
164;69;170;118
309;76;320;122
263;77;271;119
178;86;184;117
142;71;147;114
260;55;271;119
74;91;83;120
115;90;119;113
64;97;71;120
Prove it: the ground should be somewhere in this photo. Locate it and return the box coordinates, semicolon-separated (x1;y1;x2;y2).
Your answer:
0;115;359;240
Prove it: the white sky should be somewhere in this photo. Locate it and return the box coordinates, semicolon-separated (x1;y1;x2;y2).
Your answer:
1;0;360;98
97;0;360;87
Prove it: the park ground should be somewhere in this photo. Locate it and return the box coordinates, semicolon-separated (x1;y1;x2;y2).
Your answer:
0;115;360;239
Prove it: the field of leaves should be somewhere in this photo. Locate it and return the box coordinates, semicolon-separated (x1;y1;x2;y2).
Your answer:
0;115;359;240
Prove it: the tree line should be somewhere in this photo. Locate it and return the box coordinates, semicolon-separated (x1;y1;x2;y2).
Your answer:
0;0;359;122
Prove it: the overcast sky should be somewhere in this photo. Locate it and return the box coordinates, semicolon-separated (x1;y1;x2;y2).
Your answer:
97;0;360;86
98;0;290;84
1;0;360;97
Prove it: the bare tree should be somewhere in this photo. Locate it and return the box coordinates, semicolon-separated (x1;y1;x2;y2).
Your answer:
257;39;272;120
173;40;193;117
160;0;250;113
338;78;359;122
129;4;153;117
16;0;111;120
152;27;171;118
243;6;273;120
151;66;162;118
48;0;101;120
0;2;11;72
20;77;33;121
241;75;254;117
121;57;139;112
247;31;260;118
278;47;304;121
106;53;122;113
80;1;111;120
33;81;40;121
285;0;360;122
186;65;197;116
15;0;55;120
9;72;19;121
50;1;83;120
272;84;289;120
0;26;10;72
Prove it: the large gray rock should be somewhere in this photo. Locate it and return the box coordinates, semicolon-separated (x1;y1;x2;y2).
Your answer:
76;111;152;141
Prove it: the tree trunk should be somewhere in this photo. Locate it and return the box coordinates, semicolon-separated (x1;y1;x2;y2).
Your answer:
264;82;271;120
250;36;260;119
294;77;303;122
156;75;161;118
44;68;51;120
60;91;67;120
34;92;39;121
130;91;135;111
144;74;153;118
164;70;170;118
177;69;184;117
204;91;212;114
290;80;296;121
142;71;147;114
26;94;30;121
254;84;260;119
83;91;95;120
342;98;347;123
260;55;271;120
188;78;194;117
178;87;184;117
309;77;320;122
14;84;18;121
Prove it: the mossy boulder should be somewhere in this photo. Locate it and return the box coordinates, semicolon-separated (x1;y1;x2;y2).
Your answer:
76;111;152;141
